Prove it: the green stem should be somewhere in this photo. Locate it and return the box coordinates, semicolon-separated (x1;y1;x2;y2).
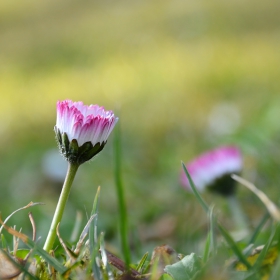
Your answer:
227;195;249;235
43;162;79;252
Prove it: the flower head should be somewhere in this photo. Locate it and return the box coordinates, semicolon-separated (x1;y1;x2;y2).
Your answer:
55;100;118;165
181;146;242;196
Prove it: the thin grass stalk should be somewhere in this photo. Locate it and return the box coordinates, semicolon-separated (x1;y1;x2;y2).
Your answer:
181;162;209;213
89;186;102;280
270;241;280;280
100;232;114;280
252;222;280;271
114;120;131;268
217;223;251;270
203;233;211;264
249;211;270;244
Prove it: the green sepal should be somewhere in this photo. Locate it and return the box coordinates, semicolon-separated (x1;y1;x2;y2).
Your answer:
54;126;62;145
54;127;106;165
78;141;93;158
62;132;70;154
79;141;106;163
68;139;79;163
70;139;79;154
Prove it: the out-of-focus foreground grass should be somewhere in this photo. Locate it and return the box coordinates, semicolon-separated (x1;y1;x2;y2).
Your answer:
1;0;280;260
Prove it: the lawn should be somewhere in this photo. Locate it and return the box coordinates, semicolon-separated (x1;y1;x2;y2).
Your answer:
0;0;280;278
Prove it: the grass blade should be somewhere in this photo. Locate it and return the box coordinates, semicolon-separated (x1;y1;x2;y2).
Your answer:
270;242;280;280
90;186;101;244
249;211;270;244
89;186;102;280
232;175;280;222
203;205;216;263
100;232;114;280
114;119;131;268
251;223;280;271
1;234;7;249
74;213;96;255
218;223;251;270
136;252;149;273
203;233;211;264
181;162;209;213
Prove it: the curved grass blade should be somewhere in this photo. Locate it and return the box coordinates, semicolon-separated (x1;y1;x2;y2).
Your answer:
181;162;209;213
232;175;280;222
218;223;251;270
0;202;44;234
249;211;270;244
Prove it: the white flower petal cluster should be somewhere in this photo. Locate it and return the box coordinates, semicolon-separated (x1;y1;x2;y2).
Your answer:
56;100;118;146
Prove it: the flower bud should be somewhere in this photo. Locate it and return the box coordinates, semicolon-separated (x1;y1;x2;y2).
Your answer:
55;100;118;165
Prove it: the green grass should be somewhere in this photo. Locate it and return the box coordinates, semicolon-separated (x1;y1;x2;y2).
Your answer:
1;0;280;278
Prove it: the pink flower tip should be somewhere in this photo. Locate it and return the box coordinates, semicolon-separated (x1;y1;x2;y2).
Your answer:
181;145;242;194
56;100;118;146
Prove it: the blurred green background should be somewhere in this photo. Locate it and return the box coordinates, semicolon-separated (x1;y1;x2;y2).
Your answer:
1;0;280;260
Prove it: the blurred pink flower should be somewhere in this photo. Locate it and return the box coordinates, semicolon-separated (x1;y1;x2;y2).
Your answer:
55;100;118;164
181;146;242;195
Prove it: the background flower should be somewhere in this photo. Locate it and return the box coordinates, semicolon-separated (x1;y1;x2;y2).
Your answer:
181;146;242;195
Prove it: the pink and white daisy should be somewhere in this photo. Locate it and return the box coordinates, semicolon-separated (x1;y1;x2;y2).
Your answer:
181;146;242;196
55;100;118;164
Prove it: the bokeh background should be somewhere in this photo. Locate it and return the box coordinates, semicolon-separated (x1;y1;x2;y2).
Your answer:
1;0;280;260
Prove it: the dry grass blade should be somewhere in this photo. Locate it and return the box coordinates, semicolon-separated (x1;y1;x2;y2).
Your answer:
0;216;29;243
56;223;76;262
0;202;44;234
232;174;280;221
29;212;36;241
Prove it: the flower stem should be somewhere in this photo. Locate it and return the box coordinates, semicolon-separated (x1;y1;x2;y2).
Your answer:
43;162;79;252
